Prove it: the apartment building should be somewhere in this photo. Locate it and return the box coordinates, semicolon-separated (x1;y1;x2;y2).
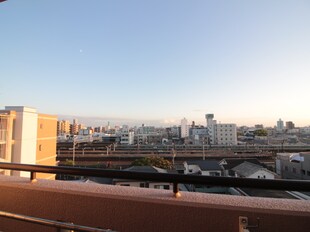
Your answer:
214;123;237;145
57;120;70;135
0;106;57;179
205;113;237;145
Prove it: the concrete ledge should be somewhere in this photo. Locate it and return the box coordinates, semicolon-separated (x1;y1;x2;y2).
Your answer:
0;175;310;232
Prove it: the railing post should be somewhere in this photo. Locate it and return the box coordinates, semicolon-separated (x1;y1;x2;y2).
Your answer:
30;172;37;182
173;182;181;198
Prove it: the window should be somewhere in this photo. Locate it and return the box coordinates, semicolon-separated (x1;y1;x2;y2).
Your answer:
40;123;43;129
39;145;42;151
292;168;296;173
301;169;306;175
0;144;6;159
284;166;288;171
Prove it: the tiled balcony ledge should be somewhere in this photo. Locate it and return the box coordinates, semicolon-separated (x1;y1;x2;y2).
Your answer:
0;175;310;232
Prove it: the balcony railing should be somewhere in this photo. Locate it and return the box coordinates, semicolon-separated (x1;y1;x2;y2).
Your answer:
1;162;310;197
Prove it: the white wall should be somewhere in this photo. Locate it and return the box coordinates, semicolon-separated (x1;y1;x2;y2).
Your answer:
6;107;38;177
248;170;275;179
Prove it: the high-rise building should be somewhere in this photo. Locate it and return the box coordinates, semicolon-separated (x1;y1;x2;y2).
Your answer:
0;106;57;179
71;119;79;135
286;121;295;130
57;120;70;135
277;119;284;131
205;114;217;144
181;118;189;138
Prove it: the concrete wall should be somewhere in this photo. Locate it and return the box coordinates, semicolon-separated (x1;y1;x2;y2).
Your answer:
0;175;309;232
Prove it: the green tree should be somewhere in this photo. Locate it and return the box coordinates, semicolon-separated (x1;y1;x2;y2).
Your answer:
131;156;172;169
254;129;268;136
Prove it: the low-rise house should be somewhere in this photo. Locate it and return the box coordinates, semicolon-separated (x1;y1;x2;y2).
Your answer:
184;160;223;176
232;162;276;179
113;166;173;190
219;158;265;177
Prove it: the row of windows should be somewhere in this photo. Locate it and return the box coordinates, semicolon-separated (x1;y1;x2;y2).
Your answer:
284;166;310;176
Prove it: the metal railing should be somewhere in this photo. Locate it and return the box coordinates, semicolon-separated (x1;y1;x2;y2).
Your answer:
1;162;310;197
0;210;114;232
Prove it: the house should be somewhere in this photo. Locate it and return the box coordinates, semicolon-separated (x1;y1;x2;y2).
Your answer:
113;166;173;190
219;158;266;177
232;162;276;179
184;160;223;176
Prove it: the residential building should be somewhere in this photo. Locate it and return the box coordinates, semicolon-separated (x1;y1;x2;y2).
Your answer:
286;121;295;130
219;158;266;177
120;125;134;145
0;106;57;179
255;124;264;129
181;118;189;138
183;160;222;176
214;123;237;145
232;162;276;179
57;120;70;135
113;166;172;190
276;152;310;180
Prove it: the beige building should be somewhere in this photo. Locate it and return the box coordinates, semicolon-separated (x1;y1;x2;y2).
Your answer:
0;106;57;179
57;120;70;135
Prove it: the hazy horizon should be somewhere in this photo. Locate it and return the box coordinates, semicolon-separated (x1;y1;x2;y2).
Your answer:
1;1;309;126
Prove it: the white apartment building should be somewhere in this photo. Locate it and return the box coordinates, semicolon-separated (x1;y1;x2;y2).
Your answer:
205;113;237;145
120;125;134;145
214;123;237;145
181;118;189;138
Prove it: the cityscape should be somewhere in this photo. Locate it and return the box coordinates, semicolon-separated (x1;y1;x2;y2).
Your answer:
1;0;310;231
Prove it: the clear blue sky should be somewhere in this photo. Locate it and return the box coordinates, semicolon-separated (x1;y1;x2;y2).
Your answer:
1;0;310;127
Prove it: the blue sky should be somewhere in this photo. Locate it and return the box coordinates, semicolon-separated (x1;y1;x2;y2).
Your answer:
1;0;310;127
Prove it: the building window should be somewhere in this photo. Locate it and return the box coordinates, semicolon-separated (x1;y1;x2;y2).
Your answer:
40;123;43;129
293;168;296;173
307;171;310;176
301;169;306;175
284;166;288;171
39;145;42;151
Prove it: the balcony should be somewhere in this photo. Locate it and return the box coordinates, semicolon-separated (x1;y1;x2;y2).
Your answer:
0;163;310;232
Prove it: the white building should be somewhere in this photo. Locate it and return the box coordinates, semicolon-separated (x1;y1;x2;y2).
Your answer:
205;114;216;144
183;160;222;176
277;118;284;131
120;125;134;145
181;118;189;138
214;123;237;145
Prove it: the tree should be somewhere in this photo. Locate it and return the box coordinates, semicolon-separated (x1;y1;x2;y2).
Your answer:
254;129;268;136
131;156;172;169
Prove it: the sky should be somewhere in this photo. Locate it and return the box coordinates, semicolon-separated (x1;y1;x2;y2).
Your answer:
1;0;310;127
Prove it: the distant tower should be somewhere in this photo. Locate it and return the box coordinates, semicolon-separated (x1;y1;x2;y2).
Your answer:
181;118;189;138
205;114;215;127
277;119;284;131
205;114;216;144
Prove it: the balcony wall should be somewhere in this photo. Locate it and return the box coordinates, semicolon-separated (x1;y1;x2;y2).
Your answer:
0;175;310;232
